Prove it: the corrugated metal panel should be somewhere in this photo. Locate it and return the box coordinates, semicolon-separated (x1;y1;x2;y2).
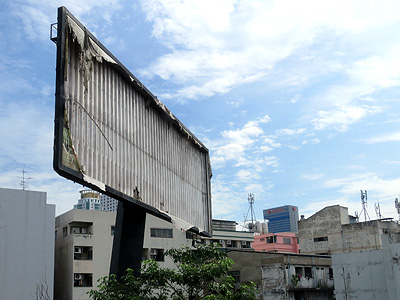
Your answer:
55;10;212;233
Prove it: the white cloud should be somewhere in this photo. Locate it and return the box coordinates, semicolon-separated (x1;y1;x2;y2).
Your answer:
365;132;400;144
300;173;325;181
10;0;122;42
312;105;382;131
211;117;269;167
276;128;306;135
140;0;400;99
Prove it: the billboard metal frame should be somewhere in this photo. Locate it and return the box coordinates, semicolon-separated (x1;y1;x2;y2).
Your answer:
53;6;212;235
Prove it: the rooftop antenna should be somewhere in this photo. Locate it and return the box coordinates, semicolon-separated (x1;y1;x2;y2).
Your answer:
395;198;400;221
18;169;31;190
359;190;370;222
243;193;257;232
374;199;383;220
354;211;359;222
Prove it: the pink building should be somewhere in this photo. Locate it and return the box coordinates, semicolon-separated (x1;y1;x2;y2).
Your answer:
252;232;299;253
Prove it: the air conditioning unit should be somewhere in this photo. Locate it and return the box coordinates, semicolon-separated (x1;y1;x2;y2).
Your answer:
74;247;82;253
219;240;224;245
242;241;247;246
74;274;83;280
227;240;232;245
150;249;157;255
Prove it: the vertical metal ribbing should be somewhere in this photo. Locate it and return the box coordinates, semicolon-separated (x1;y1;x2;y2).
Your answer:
65;29;211;232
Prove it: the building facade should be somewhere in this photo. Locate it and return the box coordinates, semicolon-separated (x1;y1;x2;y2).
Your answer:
263;205;299;233
332;227;400;300
298;205;400;255
73;190;101;210
253;232;299;253
54;209;193;300
202;219;254;249
0;188;55;300
100;194;118;211
228;250;334;300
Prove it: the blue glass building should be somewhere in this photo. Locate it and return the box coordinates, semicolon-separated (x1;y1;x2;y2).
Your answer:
263;205;299;233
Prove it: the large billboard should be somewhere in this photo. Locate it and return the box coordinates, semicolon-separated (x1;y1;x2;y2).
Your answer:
53;7;212;235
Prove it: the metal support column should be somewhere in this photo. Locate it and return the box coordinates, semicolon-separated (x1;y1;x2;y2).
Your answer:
110;201;147;278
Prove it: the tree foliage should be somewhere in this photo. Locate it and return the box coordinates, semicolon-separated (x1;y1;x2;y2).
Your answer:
88;244;257;300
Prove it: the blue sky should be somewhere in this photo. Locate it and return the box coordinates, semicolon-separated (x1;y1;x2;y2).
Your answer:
1;0;400;223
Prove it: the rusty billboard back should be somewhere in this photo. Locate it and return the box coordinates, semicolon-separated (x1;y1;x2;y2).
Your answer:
53;7;212;235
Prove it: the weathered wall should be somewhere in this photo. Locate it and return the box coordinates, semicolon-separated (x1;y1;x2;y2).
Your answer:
298;206;348;254
262;263;287;300
332;248;396;300
0;188;55;300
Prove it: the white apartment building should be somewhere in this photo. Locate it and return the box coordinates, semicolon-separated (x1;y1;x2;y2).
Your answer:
54;209;193;300
73;190;101;211
0;187;55;300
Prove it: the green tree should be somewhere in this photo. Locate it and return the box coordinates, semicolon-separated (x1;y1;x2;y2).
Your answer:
88;243;257;300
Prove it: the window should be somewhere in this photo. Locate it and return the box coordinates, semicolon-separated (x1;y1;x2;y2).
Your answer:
150;248;165;261
228;270;240;283
74;273;93;287
151;228;173;238
267;236;274;244
304;267;312;279
111;226;115;236
314;236;328;242
295;266;303;277
74;246;93;260
260;238;265;242
283;238;291;244
55;230;57;240
63;227;68;238
329;268;333;280
242;241;251;248
226;240;236;248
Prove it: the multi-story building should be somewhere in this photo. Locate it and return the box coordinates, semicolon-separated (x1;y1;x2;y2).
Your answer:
0;187;55;300
202;219;254;249
252;232;299;253
54;209;193;300
100;194;118;211
297;205;400;255
73;190;101;210
332;229;400;300
263;205;299;233
228;250;334;300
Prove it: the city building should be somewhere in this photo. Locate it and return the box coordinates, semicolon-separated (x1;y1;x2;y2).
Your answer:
263;205;299;233
100;194;118;211
332;225;400;300
73;190;101;210
0;188;55;300
252;232;299;253
228;250;334;300
202;219;254;249
54;209;193;300
297;205;400;255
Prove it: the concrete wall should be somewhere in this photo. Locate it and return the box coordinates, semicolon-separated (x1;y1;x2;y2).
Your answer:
228;251;333;300
332;243;400;300
55;209;192;300
298;205;348;254
0;188;55;300
55;209;116;300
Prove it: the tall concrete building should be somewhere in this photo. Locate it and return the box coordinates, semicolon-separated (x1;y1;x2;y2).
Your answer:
54;209;193;300
263;205;299;233
73;190;101;210
297;205;400;255
100;194;118;211
0;188;55;300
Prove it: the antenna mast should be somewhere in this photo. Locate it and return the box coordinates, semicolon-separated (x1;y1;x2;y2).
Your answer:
18;169;31;190
359;190;370;222
395;198;400;221
374;200;383;220
243;193;257;232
